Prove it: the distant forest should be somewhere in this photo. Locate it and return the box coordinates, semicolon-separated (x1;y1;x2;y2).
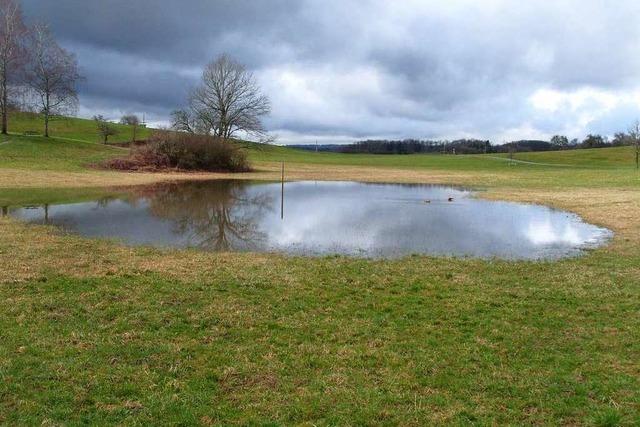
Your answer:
290;133;636;155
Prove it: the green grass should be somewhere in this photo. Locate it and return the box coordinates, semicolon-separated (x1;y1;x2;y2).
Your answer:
3;132;634;192
5;111;152;144
245;142;520;169
241;140;639;191
0;120;639;424
4;111;637;171
0;134;124;171
245;140;638;171
0;226;638;425
4;113;636;174
494;146;637;167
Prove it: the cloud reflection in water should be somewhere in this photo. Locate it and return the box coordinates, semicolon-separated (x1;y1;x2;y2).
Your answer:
8;181;611;259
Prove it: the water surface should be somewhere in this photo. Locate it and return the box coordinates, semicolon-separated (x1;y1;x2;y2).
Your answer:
6;180;611;259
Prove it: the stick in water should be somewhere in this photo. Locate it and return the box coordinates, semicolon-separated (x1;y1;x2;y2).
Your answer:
281;161;285;219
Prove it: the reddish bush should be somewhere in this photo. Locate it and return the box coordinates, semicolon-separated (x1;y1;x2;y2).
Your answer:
104;131;251;172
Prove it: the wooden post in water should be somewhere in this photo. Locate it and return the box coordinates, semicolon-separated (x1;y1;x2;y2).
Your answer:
280;161;285;220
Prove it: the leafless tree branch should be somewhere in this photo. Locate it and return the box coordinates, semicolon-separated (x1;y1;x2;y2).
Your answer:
172;54;271;142
0;0;28;134
24;23;82;137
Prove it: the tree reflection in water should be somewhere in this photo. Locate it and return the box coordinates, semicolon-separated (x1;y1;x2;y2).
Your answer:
127;180;273;251
7;181;611;259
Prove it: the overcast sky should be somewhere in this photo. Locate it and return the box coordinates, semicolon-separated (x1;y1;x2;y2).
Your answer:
21;0;640;144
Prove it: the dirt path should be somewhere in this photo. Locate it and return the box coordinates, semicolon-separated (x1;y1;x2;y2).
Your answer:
484;155;575;167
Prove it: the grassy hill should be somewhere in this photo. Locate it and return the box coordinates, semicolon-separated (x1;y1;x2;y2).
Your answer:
5;111;152;144
0;133;125;171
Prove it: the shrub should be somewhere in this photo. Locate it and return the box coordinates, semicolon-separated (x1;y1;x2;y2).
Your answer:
105;131;251;172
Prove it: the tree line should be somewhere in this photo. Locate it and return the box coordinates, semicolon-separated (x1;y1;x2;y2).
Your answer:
341;139;553;155
0;0;82;137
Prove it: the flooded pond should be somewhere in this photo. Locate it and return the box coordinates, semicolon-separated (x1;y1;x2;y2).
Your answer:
5;180;611;259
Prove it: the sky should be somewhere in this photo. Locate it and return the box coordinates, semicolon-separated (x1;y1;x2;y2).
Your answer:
21;0;640;144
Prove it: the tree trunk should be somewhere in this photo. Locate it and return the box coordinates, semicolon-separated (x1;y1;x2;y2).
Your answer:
1;68;7;135
44;93;50;138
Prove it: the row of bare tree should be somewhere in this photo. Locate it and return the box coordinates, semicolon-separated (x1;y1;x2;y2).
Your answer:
93;113;141;144
0;0;81;137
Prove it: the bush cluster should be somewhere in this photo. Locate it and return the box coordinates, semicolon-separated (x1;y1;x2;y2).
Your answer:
106;131;251;172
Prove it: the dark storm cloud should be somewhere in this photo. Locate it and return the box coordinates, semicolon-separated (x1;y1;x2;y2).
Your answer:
23;0;302;64
71;44;189;104
20;0;640;142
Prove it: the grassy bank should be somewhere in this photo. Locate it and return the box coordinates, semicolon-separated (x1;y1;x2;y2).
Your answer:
0;132;639;424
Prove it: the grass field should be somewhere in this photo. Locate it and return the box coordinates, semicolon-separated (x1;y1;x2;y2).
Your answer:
249;142;638;170
4;111;152;144
0;128;639;425
493;147;638;168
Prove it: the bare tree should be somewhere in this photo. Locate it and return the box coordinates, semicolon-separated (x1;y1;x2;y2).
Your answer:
173;54;270;141
171;109;200;134
120;114;140;143
629;120;640;170
0;0;27;135
94;115;118;143
24;23;81;137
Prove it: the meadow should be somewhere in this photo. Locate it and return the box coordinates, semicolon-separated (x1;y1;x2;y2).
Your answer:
5;111;152;144
0;114;638;425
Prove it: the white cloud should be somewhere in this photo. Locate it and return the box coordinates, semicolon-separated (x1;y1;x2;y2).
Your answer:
23;0;640;143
